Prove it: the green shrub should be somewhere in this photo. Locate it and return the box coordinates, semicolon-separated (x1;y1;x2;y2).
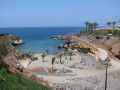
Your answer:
0;67;52;90
113;29;120;35
80;29;120;35
0;37;9;67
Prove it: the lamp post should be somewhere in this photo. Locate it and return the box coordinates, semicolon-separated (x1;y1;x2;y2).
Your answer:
104;57;111;90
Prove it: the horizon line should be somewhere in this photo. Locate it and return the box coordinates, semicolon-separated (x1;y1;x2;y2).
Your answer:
0;26;85;28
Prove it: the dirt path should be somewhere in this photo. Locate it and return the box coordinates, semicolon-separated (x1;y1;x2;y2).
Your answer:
97;48;120;72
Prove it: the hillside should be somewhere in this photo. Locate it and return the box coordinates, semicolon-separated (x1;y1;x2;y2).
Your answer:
0;35;52;90
0;67;52;90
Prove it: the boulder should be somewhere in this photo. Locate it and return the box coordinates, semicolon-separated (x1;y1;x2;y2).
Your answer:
3;54;25;73
31;57;38;61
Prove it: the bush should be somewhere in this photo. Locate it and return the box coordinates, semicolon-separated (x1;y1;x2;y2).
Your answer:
113;29;120;35
80;29;120;35
80;30;92;35
0;67;52;90
0;36;9;67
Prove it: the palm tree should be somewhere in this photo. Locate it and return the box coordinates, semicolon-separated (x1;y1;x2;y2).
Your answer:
68;50;73;61
41;53;46;62
112;21;116;30
107;22;112;27
59;53;62;64
88;23;94;31
93;22;98;29
85;21;89;30
51;57;56;71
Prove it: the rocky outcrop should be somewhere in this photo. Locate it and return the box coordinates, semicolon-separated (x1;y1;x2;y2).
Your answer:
58;33;120;60
59;41;97;54
0;33;24;46
0;34;50;86
3;53;50;85
96;38;120;60
115;54;120;59
12;39;24;46
3;54;25;73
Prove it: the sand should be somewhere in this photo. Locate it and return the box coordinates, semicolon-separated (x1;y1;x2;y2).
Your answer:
19;48;120;90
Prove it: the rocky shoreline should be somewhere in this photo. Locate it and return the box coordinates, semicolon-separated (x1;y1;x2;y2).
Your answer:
0;34;50;86
56;33;120;60
0;33;24;46
1;32;120;90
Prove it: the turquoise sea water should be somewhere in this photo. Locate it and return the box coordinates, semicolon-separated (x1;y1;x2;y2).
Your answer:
0;27;83;52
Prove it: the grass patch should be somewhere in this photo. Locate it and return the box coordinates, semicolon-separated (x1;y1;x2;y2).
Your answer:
0;67;52;90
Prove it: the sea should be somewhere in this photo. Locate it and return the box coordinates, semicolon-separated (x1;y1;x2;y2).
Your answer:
0;27;84;52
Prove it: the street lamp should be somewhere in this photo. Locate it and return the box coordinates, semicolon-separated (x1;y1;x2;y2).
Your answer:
104;57;111;90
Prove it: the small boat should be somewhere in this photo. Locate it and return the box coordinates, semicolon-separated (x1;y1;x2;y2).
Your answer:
53;37;58;39
51;36;59;39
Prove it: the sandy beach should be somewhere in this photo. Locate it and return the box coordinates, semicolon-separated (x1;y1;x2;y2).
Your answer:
19;47;120;90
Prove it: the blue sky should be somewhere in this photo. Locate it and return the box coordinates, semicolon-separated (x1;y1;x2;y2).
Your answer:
0;0;120;27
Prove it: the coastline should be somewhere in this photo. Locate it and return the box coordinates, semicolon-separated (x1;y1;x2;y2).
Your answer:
0;27;82;52
19;47;120;90
19;31;120;90
1;27;120;90
1;0;120;89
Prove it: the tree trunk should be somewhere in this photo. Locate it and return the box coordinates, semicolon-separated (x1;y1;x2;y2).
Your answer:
42;58;44;62
86;25;87;30
60;58;62;64
112;25;114;34
70;55;72;61
52;65;53;71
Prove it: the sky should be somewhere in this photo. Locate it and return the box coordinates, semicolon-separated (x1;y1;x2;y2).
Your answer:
0;0;120;27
